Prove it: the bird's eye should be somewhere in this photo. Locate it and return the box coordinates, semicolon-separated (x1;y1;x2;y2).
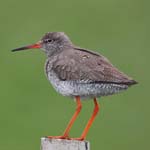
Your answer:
45;39;53;43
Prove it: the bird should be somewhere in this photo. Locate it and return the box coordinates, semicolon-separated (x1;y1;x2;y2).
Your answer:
12;32;137;141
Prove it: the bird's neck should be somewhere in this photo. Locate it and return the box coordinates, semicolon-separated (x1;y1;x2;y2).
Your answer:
45;44;73;57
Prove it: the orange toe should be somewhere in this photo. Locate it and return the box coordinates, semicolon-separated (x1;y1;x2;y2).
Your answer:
69;137;84;141
47;135;69;140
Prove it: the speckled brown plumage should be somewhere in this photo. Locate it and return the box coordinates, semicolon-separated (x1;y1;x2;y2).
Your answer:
50;47;136;85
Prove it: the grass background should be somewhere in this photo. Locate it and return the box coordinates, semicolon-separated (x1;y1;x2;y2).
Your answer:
0;0;149;150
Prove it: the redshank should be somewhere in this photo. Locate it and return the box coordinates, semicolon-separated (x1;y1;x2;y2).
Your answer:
12;32;137;140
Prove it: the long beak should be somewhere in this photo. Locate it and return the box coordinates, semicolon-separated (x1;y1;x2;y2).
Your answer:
11;42;41;52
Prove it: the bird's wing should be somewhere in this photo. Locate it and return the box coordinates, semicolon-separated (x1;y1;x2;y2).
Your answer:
52;47;136;85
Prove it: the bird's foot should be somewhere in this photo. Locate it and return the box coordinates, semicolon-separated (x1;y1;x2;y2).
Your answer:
47;135;69;140
46;135;84;141
69;137;84;141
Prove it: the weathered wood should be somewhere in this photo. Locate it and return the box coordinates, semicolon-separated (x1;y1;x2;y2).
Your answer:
41;137;90;150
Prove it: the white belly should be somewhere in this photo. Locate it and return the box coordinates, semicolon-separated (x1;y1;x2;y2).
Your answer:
46;70;128;99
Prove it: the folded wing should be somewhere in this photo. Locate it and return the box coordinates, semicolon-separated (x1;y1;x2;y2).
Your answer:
52;47;137;85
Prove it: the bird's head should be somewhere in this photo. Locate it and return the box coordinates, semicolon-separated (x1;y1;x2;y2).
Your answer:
12;32;73;56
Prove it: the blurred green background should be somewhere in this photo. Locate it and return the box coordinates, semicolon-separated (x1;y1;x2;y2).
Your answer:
0;0;149;150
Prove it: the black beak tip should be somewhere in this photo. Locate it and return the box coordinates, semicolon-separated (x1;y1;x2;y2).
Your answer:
11;46;28;52
11;49;17;52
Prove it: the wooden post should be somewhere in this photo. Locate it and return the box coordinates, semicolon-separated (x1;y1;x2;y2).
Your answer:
41;137;90;150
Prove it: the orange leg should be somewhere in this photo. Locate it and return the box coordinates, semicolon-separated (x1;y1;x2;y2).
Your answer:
47;96;82;139
71;97;100;141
